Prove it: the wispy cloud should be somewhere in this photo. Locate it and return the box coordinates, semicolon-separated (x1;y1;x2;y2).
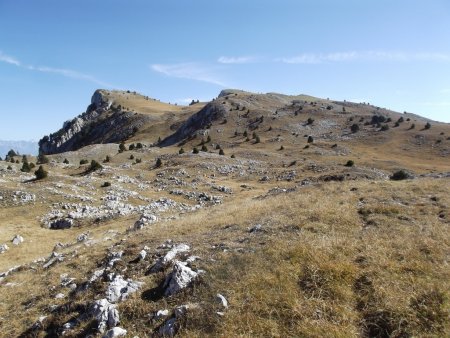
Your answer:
217;56;256;64
0;50;111;87
0;51;21;66
279;51;450;64
151;63;226;86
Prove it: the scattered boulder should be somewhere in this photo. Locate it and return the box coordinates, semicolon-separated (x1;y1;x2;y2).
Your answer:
216;294;228;308
12;235;24;245
157;317;177;337
49;218;74;230
89;298;120;333
149;243;190;273
0;244;9;254
134;213;158;230
77;232;90;242
163;261;199;296
103;327;127;338
249;224;263;233
43;252;64;269
106;275;143;303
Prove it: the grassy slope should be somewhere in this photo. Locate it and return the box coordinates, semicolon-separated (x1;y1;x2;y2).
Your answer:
0;90;449;337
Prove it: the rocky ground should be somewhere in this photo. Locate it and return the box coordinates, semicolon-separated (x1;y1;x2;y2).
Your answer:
0;89;449;337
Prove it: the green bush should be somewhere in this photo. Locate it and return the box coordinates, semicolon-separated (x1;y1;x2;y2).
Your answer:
307;117;314;125
63;158;69;164
155;158;162;167
35;165;48;180
193;147;199;154
390;170;410;180
37;154;49;164
424;122;431;130
80;159;88;165
119;142;126;153
89;160;103;172
219;149;225;155
179;148;185;154
21;162;31;172
307;136;314;143
350;124;360;133
103;156;110;163
381;124;390;131
101;181;111;188
201;145;208;152
345;160;354;167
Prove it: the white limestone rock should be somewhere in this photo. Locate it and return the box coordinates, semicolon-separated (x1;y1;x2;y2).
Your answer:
0;244;9;254
149;244;190;273
90;298;120;333
163;261;198;296
103;326;127;338
12;235;24;245
106;275;143;303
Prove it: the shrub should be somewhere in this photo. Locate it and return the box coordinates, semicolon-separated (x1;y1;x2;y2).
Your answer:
135;158;142;163
89;160;103;172
21;162;31;172
179;148;185;154
193;147;199;154
304;145;310;149
219;149;225;155
101;181;111;188
155;158;162;167
255;135;261;144
201;145;208;152
424;122;431;130
37;154;49;164
103;156;110;163
345;160;354;167
231;154;235;158
34;165;48;180
381;124;390;131
351;124;360;133
80;159;88;165
129;143;135;150
409;123;416;130
243;130;248;137
397;117;404;123
136;142;143;149
119;142;126;153
7;165;12;170
29;163;35;169
279;145;284;150
390;170;410;180
307;136;314;143
63;158;69;164
307;117;314;125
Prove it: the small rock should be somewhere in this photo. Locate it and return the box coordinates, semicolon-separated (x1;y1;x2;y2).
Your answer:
103;327;127;338
0;244;9;254
249;224;262;233
55;293;65;299
77;232;90;242
138;249;147;260
216;293;228;308
12;235;24;245
154;309;169;320
158;318;177;337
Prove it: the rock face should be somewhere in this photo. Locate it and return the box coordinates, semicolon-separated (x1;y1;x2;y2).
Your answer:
161;101;228;146
38;90;150;154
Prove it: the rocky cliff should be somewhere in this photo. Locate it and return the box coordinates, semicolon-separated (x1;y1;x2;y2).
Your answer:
38;90;150;154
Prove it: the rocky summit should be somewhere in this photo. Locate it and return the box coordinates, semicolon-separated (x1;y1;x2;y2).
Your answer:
0;89;449;337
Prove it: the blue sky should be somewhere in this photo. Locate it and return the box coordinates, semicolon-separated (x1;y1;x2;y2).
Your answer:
1;0;449;141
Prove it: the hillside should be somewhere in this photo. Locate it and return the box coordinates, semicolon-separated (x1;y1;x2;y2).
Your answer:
0;89;449;337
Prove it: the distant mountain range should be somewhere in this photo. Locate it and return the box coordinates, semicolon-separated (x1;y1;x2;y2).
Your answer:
0;140;38;158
